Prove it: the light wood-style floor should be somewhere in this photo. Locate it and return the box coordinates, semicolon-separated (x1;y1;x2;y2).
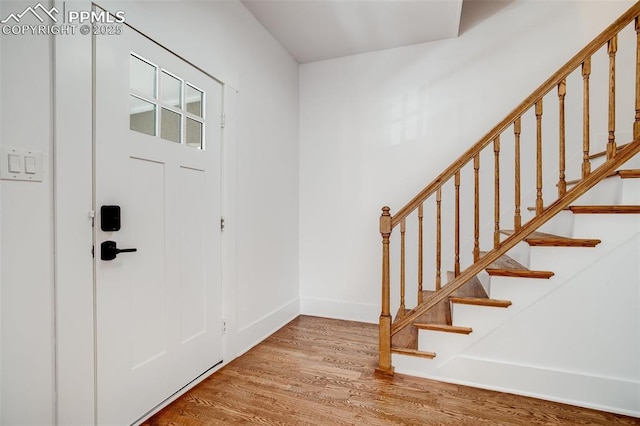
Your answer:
144;316;639;425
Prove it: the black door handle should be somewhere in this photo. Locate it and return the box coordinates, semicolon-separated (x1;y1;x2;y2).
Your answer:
101;240;137;261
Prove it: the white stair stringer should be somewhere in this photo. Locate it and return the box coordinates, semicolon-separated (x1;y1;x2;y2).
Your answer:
392;223;640;416
394;275;560;376
430;233;640;417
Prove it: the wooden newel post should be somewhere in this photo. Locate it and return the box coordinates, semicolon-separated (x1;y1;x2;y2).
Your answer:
376;206;394;375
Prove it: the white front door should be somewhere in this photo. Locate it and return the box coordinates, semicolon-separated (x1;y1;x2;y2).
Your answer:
94;23;224;425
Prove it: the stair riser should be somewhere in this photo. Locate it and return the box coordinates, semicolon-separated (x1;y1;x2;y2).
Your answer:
528;246;603;278
501;240;531;269
392;352;434;377
620;178;640;204
417;329;471;363
451;303;511;331
525;210;574;238
572;214;640;244
488;276;555;303
572;177;622;205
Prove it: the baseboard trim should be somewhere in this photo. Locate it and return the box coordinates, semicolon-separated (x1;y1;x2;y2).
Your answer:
300;297;378;324
432;356;640;417
233;298;300;358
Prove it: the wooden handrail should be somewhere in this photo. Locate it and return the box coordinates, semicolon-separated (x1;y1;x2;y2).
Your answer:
390;1;640;228
391;140;640;335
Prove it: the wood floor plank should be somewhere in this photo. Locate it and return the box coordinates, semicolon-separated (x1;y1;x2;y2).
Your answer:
143;316;638;426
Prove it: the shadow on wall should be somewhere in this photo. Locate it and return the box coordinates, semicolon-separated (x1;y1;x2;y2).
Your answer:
459;0;515;35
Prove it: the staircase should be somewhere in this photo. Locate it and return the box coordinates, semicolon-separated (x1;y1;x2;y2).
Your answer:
377;2;640;417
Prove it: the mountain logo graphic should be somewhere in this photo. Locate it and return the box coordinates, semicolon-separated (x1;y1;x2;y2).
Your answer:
1;3;59;24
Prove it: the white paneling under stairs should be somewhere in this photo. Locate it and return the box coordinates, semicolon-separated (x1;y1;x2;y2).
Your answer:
392;168;640;417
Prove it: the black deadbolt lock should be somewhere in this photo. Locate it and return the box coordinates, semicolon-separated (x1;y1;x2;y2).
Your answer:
101;240;137;261
101;205;121;232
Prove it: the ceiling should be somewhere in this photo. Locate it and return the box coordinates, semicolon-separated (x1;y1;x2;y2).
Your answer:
241;0;464;64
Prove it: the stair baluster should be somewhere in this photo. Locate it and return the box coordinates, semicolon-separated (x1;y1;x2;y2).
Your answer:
399;218;406;318
558;79;567;197
535;100;544;215
514;118;522;230
436;188;442;290
473;155;481;261
455;171;461;276
494;137;501;248
608;35;618;160
418;203;424;304
635;18;640;139
582;58;592;178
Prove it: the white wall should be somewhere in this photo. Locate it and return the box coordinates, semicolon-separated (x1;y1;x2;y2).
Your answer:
0;1;56;424
299;0;635;323
1;0;300;424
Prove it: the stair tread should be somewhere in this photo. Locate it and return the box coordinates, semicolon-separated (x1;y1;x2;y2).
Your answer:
391;347;436;359
526;206;571;212
414;323;473;334
569;205;640;214
480;252;554;278
617;169;640;178
500;230;601;247
449;296;512;308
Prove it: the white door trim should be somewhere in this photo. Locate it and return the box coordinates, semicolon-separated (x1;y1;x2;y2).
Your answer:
53;1;95;423
53;2;238;423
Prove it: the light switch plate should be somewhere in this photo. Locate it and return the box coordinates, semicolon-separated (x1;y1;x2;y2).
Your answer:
8;154;21;173
1;146;44;182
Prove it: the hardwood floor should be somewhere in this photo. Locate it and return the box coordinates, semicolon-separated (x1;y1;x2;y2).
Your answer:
143;316;638;425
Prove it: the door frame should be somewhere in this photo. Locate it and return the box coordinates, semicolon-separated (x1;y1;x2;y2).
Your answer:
53;2;238;423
